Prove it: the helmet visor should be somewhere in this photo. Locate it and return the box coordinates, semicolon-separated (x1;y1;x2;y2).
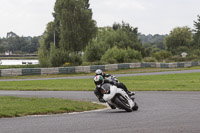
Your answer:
95;80;102;86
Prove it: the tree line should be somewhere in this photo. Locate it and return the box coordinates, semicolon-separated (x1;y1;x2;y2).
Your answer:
0;32;40;54
38;0;200;67
38;0;97;67
1;0;200;67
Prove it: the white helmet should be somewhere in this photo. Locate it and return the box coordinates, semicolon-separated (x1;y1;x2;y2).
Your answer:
94;75;104;87
95;69;103;75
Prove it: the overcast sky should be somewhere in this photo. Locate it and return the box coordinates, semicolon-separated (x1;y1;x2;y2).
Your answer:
0;0;199;38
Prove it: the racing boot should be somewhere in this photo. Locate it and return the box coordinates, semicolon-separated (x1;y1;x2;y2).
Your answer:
108;103;116;109
127;91;135;101
127;91;135;96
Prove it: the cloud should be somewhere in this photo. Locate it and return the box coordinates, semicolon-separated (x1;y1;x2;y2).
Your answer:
103;0;146;10
90;0;147;28
0;0;200;37
0;0;56;37
90;0;200;35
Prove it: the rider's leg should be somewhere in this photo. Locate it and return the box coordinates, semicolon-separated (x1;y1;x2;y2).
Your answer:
108;103;116;109
118;83;135;96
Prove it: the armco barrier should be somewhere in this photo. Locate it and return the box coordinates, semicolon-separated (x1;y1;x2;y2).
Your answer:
177;62;185;68
1;69;12;77
59;67;75;74
192;62;198;66
75;66;90;73
141;62;152;68
105;64;118;71
160;63;169;68
118;64;130;69
41;68;59;75
0;61;199;77
22;69;41;75
130;63;141;68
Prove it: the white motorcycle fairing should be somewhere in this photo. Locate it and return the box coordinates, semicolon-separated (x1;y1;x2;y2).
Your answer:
102;84;134;109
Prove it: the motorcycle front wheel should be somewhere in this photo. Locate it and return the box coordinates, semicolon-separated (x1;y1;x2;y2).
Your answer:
132;102;139;111
114;95;132;112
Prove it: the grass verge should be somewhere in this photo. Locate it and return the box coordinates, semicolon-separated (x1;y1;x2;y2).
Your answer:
0;96;106;118
0;64;40;69
0;73;200;91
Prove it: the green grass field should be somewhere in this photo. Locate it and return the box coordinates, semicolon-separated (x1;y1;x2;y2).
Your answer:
0;96;106;118
0;72;200;91
123;72;200;91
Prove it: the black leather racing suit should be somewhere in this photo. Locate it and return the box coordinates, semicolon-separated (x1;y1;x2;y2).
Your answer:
94;78;129;102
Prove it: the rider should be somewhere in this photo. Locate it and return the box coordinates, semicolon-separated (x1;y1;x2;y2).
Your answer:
94;69;134;103
95;69;111;79
94;75;117;109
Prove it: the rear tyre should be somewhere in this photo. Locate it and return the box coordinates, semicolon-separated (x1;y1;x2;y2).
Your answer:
114;95;132;112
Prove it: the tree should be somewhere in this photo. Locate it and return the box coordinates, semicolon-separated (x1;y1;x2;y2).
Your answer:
113;21;142;51
54;0;97;52
0;45;5;53
39;0;97;67
83;39;104;62
164;26;193;55
38;38;50;67
22;37;40;53
193;15;200;48
29;37;40;53
0;31;40;54
153;50;172;61
83;22;144;63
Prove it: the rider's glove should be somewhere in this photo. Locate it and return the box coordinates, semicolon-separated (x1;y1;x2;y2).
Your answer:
113;82;119;86
112;76;116;78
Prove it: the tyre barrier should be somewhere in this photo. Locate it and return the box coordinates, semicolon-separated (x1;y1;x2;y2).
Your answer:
0;61;200;77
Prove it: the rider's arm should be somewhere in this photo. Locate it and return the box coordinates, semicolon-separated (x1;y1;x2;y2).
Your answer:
94;87;103;98
104;79;117;85
94;87;105;102
103;73;111;78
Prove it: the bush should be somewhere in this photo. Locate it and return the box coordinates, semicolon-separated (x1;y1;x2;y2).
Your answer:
81;61;106;66
101;46;142;64
83;40;105;62
38;39;50;67
143;57;157;62
101;46;125;64
69;53;83;66
170;55;199;62
49;44;70;67
124;48;142;62
153;50;172;61
192;49;200;56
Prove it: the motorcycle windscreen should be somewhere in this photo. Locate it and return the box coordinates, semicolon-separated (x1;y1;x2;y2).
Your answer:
101;83;111;94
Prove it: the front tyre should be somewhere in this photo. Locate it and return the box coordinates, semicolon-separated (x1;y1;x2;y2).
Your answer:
132;102;139;111
114;95;132;112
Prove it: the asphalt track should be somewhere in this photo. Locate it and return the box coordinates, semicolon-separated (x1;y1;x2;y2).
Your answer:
0;91;200;133
0;70;200;133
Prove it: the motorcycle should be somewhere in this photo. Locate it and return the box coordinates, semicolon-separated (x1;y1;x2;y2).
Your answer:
107;75;119;83
101;83;138;112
